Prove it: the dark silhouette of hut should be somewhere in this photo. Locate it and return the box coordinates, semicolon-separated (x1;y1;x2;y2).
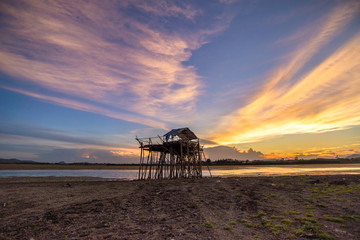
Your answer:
136;128;203;180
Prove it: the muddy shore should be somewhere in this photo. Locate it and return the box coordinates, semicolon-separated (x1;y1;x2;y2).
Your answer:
0;175;359;239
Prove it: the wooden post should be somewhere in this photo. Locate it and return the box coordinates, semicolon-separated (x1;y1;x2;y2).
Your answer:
136;129;208;180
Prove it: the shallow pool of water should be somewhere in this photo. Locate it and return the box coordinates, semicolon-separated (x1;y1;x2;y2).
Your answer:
1;163;360;179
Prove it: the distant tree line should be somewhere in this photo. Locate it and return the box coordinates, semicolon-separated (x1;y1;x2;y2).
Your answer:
2;157;360;166
202;157;360;166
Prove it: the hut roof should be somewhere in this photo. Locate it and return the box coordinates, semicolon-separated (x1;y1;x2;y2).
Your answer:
164;128;197;142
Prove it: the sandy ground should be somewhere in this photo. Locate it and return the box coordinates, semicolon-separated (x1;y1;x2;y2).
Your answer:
0;175;359;240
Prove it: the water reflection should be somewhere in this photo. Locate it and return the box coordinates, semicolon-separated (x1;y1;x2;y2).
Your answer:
0;169;139;179
0;164;360;179
205;164;360;177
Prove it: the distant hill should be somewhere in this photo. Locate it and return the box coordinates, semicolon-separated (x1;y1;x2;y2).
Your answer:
0;158;41;164
0;158;137;166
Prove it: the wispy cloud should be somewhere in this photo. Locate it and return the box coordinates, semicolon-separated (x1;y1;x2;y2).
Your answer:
37;148;139;163
129;0;198;20
0;123;115;148
0;125;140;162
0;0;231;126
212;2;360;144
1;86;167;129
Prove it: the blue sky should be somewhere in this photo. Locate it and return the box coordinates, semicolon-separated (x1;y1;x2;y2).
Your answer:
1;0;359;163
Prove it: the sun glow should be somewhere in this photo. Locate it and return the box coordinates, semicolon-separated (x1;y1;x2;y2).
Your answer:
211;3;360;145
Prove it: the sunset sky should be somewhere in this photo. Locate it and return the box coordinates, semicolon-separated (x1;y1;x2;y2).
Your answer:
1;0;359;163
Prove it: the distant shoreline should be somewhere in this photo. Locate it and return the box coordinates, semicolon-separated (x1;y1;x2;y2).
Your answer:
1;160;360;170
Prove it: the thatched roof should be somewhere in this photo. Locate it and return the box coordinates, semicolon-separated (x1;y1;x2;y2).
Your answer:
164;128;197;142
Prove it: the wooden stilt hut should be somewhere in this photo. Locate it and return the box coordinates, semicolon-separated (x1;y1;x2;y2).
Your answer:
136;128;203;180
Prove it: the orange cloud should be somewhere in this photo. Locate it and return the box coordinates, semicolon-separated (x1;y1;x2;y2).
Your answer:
211;2;360;145
110;149;139;157
263;147;359;160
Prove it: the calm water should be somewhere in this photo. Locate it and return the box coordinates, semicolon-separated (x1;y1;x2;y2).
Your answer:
1;164;360;179
207;164;360;177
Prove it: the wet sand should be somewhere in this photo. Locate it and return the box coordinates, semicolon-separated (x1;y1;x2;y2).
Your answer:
0;175;359;239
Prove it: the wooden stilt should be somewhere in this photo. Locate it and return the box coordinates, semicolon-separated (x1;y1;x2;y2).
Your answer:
136;128;208;180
